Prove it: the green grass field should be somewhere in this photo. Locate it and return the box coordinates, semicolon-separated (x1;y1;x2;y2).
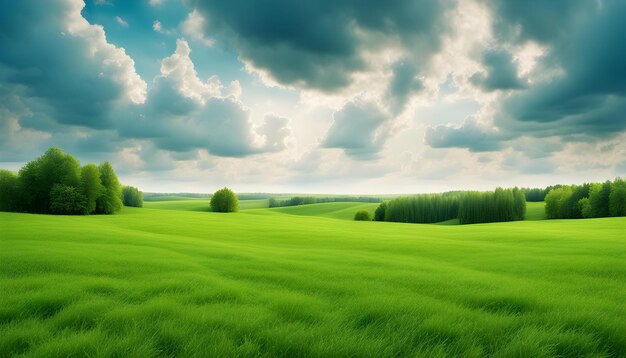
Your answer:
1;202;625;357
144;199;269;212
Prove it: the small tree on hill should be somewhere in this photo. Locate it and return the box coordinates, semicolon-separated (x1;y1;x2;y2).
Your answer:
354;210;371;221
210;187;238;212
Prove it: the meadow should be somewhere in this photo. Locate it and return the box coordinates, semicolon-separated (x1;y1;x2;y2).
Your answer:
1;200;625;357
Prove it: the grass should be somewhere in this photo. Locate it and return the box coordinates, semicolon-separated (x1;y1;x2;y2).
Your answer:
143;199;269;212
1;203;625;357
525;202;547;221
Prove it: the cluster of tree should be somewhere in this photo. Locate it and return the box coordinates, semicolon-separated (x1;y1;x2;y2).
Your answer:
380;194;460;224
354;210;372;221
210;187;239;212
458;188;526;224
122;186;143;208
522;185;563;202
0;148;125;215
269;196;382;208
545;178;626;219
374;188;526;225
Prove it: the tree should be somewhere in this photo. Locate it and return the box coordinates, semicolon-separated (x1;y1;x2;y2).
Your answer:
210;187;238;212
588;181;611;218
0;170;19;212
49;184;87;215
579;198;593;218
545;186;572;219
81;164;104;214
512;187;527;220
354;210;371;221
122;186;143;207
609;178;626;217
96;162;122;214
18;147;81;213
374;201;387;221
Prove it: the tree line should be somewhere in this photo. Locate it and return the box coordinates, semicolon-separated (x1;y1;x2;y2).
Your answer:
381;193;460;224
545;178;626;219
374;188;526;225
0;148;142;215
521;185;566;202
269;196;382;208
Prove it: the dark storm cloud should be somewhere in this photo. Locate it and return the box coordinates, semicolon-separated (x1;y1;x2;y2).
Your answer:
425;120;504;152
0;0;142;130
185;0;453;91
470;48;526;92
386;60;423;114
428;0;626;152
482;0;594;44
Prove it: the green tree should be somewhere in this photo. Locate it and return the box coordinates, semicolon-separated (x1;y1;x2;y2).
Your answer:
122;186;143;207
0;170;19;212
81;164;104;214
545;186;572;219
609;178;626;217
96;162;122;214
354;210;371;221
588;181;611;217
374;201;387;221
512;187;527;220
210;187;238;212
49;184;87;215
18;147;81;213
579;197;593;218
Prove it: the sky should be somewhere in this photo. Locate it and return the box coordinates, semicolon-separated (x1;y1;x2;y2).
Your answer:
1;0;626;194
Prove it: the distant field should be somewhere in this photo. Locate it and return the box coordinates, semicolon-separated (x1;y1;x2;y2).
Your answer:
255;202;380;220
1;202;625;356
144;199;269;212
525;201;547;220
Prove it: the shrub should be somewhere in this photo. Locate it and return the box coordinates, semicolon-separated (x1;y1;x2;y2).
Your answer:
210;187;238;212
354;210;371;221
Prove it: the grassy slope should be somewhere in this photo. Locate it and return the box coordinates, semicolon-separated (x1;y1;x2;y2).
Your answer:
144;199;269;212
253;202;380;220
1;207;625;357
525;202;547;221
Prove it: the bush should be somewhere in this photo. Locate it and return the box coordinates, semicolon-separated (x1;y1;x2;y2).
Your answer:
122;186;143;207
210;187;238;212
354;210;371;221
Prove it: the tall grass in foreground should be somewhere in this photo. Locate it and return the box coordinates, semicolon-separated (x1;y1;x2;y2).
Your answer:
1;208;625;356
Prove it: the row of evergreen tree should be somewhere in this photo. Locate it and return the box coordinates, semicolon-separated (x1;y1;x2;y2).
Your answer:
381;194;460;224
375;188;526;225
545;178;626;219
458;188;526;224
269;196;381;208
0;148;138;215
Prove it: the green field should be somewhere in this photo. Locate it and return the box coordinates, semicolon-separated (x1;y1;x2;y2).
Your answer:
1;202;625;357
144;199;269;212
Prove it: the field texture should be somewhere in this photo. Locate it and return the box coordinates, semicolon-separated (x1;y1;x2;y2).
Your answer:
1;202;625;357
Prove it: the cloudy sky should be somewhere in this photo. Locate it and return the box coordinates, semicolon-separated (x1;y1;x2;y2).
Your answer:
1;0;625;194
